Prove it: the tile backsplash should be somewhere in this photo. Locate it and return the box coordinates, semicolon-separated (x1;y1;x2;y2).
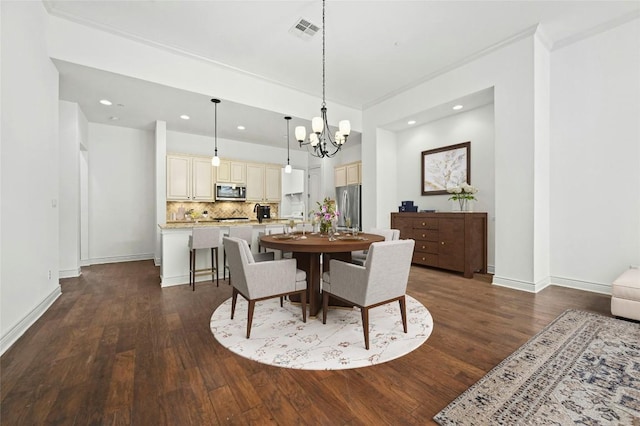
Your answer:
166;201;279;221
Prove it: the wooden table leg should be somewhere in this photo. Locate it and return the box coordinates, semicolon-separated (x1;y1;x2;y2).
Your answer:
292;252;322;317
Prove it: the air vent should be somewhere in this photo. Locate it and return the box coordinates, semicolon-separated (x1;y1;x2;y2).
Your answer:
289;17;319;40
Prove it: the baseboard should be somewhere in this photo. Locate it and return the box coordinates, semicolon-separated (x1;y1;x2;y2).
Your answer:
492;275;550;293
487;264;495;274
154;256;161;267
550;275;612;295
0;285;62;356
88;253;154;265
59;267;81;279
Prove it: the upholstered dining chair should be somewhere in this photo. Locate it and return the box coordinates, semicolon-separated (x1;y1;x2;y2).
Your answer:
351;228;401;266
223;236;307;338
188;227;221;290
322;239;415;349
224;225;253;281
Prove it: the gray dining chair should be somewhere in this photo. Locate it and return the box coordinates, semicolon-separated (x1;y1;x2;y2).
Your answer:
322;239;415;349
223;236;307;338
351;228;401;266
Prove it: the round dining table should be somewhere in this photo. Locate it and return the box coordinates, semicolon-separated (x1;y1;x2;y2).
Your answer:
259;232;385;317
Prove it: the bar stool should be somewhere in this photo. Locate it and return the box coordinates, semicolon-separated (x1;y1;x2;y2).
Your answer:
224;226;253;281
189;227;221;291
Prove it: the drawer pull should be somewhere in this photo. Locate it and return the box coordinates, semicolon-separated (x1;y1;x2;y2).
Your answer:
421;245;426;249
422;257;425;261
441;242;445;245
421;222;426;226
422;234;426;238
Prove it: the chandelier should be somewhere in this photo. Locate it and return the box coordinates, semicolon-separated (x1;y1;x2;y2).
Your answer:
295;0;350;158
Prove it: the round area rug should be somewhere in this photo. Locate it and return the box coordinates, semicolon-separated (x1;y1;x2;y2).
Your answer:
210;295;433;370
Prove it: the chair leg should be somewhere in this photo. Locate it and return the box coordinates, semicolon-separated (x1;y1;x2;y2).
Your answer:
231;288;238;319
322;291;329;324
191;249;196;291
361;307;370;350
246;300;255;338
214;247;219;287
300;290;307;323
223;249;227;280
189;249;193;289
399;296;408;333
280;297;283;307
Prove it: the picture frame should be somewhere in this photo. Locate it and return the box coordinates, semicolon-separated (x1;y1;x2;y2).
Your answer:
421;141;470;195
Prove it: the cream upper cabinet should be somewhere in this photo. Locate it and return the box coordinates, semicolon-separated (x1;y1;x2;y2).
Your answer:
346;162;360;185
335;166;347;187
191;157;214;200
216;160;231;182
264;165;282;202
167;154;214;201
335;161;361;187
216;160;246;183
245;163;281;202
245;163;265;201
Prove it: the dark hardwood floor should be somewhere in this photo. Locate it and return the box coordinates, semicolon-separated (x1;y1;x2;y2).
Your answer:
1;260;611;425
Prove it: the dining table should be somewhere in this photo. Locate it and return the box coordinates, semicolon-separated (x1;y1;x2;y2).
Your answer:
259;231;385;317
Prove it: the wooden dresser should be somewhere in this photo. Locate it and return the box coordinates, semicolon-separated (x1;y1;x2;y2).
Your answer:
391;212;487;278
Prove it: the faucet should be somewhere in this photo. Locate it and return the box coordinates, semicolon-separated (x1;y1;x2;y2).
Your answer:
253;203;262;223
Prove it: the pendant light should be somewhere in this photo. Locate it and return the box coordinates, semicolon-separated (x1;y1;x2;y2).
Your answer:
211;98;221;167
294;0;350;158
284;116;292;174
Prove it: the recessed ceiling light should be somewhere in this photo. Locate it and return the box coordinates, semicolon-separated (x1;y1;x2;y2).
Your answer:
99;99;112;106
407;120;416;125
180;115;190;120
237;125;245;130
109;116;119;121
453;105;463;110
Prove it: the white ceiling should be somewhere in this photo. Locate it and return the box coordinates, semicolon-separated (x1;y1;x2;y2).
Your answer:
47;1;640;147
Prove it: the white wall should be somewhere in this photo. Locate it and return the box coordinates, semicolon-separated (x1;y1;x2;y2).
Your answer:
363;32;539;291
550;18;640;292
59;101;88;278
87;124;156;263
395;104;496;270
1;2;61;354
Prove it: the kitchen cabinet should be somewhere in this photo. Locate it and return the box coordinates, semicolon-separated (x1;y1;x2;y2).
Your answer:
264;165;281;201
166;154;214;201
216;159;246;184
335;161;361;187
246;163;265;201
391;212;487;278
346;162;360;185
335;166;347;187
246;162;281;202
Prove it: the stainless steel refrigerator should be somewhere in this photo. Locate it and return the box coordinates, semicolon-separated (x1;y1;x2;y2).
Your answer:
335;184;361;230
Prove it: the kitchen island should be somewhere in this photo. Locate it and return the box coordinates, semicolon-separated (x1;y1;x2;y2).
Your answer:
158;218;300;287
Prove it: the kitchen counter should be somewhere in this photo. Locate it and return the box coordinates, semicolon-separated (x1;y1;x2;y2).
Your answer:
159;218;305;287
160;217;299;229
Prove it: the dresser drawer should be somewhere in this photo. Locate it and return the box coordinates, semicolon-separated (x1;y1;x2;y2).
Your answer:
413;252;438;267
413;218;438;230
412;229;438;241
414;240;438;254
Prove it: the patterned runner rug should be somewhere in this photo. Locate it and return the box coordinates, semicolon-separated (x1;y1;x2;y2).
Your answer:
434;309;640;425
210;295;432;370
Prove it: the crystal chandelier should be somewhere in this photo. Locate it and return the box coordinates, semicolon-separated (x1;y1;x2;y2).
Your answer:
295;0;350;158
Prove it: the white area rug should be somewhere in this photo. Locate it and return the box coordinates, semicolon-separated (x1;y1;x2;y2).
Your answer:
210;295;433;370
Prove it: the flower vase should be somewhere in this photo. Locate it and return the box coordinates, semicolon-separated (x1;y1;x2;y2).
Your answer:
458;198;466;212
320;221;331;234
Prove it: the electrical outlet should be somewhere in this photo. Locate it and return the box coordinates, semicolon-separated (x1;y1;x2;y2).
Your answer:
48;270;51;279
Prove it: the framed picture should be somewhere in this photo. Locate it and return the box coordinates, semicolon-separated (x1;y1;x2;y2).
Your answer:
421;141;470;195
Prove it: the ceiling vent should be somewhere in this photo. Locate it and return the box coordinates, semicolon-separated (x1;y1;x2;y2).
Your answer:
289;18;319;40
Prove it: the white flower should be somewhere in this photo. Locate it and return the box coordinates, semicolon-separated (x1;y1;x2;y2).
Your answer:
447;186;462;194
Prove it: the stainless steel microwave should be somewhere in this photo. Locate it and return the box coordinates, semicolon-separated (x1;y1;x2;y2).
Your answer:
215;183;246;201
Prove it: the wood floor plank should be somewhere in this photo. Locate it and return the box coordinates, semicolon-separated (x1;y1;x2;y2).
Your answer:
0;260;612;425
